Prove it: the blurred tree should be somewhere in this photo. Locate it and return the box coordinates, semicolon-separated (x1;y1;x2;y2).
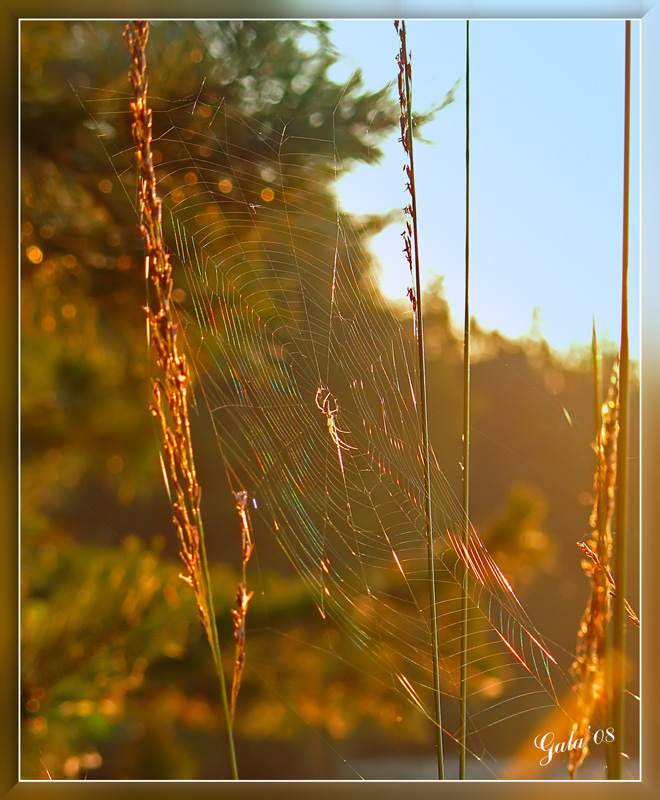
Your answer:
20;19;404;552
21;536;198;779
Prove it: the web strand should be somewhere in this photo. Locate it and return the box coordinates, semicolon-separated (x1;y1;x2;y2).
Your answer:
82;80;577;775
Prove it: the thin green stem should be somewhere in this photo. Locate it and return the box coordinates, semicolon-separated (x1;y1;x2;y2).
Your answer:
592;318;602;443
398;20;445;779
608;18;631;781
459;18;471;782
198;515;239;779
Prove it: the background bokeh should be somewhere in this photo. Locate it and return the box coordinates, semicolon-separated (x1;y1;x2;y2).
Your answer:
20;19;640;780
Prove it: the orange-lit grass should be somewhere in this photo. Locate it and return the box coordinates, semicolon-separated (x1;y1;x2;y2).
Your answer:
123;20;238;779
568;333;618;778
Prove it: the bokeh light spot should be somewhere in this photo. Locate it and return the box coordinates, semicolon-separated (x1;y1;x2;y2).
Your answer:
26;246;43;264
106;455;124;474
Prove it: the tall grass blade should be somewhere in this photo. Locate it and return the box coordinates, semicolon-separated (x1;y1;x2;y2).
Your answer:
593;318;603;442
608;17;632;781
459;18;471;782
395;19;445;779
123;21;239;779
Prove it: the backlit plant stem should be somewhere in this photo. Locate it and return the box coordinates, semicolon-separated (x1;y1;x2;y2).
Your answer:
459;18;471;782
608;18;631;781
396;19;445;780
123;20;238;780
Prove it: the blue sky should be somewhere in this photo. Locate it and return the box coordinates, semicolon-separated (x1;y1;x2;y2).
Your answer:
327;20;641;359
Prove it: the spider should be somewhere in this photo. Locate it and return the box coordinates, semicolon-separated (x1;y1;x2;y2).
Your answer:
315;386;356;474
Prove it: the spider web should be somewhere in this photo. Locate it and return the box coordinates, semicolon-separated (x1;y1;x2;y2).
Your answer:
83;74;578;777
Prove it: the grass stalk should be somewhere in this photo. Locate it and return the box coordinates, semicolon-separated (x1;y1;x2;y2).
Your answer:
123;21;238;780
568;329;617;778
395;20;445;779
459;18;471;782
593;319;603;443
230;491;255;724
608;18;632;781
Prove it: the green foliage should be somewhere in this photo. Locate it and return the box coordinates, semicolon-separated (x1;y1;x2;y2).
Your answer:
20;20;401;549
21;536;197;779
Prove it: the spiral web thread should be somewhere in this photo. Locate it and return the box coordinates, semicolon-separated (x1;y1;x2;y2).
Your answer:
87;79;575;773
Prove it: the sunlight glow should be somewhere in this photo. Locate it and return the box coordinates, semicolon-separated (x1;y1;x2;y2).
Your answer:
329;20;641;358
